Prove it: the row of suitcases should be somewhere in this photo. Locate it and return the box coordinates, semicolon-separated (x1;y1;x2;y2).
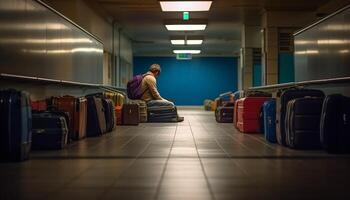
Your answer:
0;89;123;161
234;88;350;153
215;91;271;123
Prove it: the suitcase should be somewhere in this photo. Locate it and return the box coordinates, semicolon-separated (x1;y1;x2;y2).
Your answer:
216;107;234;123
258;107;264;133
285;97;324;149
236;97;271;133
122;104;140;125
276;88;324;146
86;96;107;136
31;100;47;111
320;94;350;153
148;106;178;122
130;100;148;122
263;100;277;143
54;96;87;140
115;106;123;125
204;99;214;111
32;112;68;150
233;101;239;128
0;89;32;161
103;98;116;132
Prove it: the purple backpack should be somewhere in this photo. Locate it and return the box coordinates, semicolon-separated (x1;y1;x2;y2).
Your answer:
127;74;149;99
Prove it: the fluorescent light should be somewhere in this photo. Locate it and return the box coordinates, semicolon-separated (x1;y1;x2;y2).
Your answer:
187;40;203;45
160;1;212;12
171;40;185;45
173;50;201;54
165;24;206;31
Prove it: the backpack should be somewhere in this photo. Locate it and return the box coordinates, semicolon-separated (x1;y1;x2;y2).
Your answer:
127;74;149;100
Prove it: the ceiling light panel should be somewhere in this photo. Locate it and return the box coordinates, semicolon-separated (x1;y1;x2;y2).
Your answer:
171;40;185;45
173;50;201;54
187;40;203;45
165;24;206;31
160;1;212;12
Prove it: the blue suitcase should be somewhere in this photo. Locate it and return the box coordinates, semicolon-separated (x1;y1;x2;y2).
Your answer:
263;100;277;143
0;89;32;161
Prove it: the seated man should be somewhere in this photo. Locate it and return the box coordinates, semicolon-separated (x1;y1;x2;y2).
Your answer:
141;64;184;122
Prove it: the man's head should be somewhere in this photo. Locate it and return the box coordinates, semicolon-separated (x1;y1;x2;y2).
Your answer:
149;64;161;77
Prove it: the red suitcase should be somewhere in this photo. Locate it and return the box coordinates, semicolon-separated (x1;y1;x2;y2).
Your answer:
236;97;270;133
115;106;122;125
31;100;47;111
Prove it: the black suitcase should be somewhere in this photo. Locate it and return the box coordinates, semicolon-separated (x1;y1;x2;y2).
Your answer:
148;106;178;122
32;112;68;150
215;107;234;123
285;97;324;149
276;88;324;146
102;98;115;132
320;94;350;153
0;89;32;161
86;95;106;137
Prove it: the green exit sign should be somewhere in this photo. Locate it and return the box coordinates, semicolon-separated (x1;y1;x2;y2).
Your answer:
183;12;190;20
176;53;192;60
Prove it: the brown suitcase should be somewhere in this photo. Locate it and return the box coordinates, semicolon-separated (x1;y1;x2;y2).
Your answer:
122;104;139;125
54;96;87;140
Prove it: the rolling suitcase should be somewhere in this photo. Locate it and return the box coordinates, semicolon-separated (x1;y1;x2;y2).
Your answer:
276;88;324;146
115;106;123;125
102;98;116;132
204;99;213;111
31;100;47;111
0;89;32;161
54;96;87;140
263;100;277;143
86;96;107;137
320;94;350;153
233;101;239;128
32;112;68;150
285;97;324;149
122;104;140;125
148;106;178;122
130;100;148;122
236;97;270;133
216;107;234;123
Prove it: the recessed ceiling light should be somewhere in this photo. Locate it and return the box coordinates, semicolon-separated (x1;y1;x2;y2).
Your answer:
165;24;207;31
173;50;201;54
171;40;185;45
187;40;203;45
160;1;212;12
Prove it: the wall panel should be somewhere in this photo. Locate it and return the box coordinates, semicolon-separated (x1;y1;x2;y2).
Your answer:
0;0;103;84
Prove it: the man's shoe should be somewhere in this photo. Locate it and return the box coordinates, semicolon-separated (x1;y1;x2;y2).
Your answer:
177;116;184;122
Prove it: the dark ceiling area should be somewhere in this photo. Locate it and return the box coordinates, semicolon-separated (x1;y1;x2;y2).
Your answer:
90;0;332;57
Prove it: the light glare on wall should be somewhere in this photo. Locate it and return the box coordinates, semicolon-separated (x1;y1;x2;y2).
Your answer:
160;1;212;12
165;24;207;31
173;50;201;54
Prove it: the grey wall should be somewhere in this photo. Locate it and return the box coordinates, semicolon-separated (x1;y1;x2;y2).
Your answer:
0;0;103;84
294;5;350;82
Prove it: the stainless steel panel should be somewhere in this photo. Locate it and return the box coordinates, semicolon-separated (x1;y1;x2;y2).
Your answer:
294;6;350;82
0;0;103;84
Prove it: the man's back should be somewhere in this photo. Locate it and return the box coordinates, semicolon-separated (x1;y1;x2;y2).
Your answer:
141;72;162;102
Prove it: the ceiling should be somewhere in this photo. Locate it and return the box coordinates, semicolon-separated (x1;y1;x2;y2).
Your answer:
92;0;332;57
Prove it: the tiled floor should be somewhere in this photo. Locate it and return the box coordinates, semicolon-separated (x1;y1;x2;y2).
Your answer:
1;107;350;200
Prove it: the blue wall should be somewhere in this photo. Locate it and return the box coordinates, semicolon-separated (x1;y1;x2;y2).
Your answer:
279;53;295;83
253;64;262;87
133;57;238;105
